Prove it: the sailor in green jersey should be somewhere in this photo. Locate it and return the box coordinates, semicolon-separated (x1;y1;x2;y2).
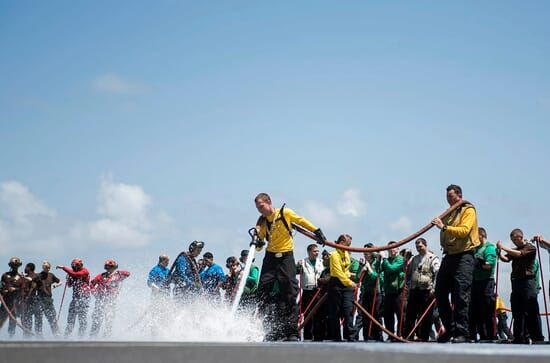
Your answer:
349;257;361;283
381;241;404;339
358;243;383;341
347;254;361;340
469;227;497;341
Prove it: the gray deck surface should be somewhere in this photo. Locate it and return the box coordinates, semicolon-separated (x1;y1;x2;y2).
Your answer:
1;341;549;363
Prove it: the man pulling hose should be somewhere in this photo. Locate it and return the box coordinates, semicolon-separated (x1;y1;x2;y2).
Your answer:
253;192;327;341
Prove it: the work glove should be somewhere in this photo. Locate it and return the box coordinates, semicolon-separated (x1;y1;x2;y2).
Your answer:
475;257;485;268
362;261;372;272
314;228;327;245
252;239;266;252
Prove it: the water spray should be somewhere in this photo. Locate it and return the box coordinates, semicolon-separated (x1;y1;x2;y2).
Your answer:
230;228;259;314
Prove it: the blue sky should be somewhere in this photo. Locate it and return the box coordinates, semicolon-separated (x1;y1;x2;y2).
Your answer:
1;1;550;335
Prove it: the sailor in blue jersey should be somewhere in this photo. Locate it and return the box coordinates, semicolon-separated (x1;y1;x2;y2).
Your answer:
170;241;204;301
199;252;226;301
147;255;170;297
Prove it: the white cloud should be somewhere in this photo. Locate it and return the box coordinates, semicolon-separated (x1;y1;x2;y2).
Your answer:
389;216;412;232
90;219;150;248
88;178;154;247
300;188;366;231
0;179;177;259
92;73;145;94
303;200;337;229
336;188;366;217
97;178;151;228
0;219;11;248
0;181;54;223
0;181;60;256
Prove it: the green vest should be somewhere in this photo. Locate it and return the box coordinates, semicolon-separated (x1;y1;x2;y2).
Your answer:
382;255;404;294
473;242;497;280
349;258;361;283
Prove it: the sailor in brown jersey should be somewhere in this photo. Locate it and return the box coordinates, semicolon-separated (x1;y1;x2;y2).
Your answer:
497;229;544;344
22;262;40;336
33;261;61;336
0;257;24;337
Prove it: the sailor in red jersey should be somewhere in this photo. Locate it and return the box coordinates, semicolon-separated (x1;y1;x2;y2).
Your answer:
89;259;130;337
56;258;90;337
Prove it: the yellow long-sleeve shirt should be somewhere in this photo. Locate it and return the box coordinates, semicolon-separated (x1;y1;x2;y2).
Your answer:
496;296;509;313
440;204;480;255
257;207;317;253
329;249;354;287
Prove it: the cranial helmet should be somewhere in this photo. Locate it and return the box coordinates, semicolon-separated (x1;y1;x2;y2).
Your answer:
104;259;118;270
188;240;205;252
71;258;83;270
8;257;22;268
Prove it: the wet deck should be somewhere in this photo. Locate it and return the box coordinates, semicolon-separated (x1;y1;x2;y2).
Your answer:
1;341;549;363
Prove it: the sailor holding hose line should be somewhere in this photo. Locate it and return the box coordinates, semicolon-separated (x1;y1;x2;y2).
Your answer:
432;184;479;343
253;192;327;342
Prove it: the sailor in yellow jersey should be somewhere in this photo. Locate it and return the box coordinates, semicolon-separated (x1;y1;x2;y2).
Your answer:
432;184;480;343
328;234;357;341
254;192;326;342
495;296;514;341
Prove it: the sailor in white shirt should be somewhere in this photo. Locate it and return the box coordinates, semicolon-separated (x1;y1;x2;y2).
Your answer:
296;244;324;340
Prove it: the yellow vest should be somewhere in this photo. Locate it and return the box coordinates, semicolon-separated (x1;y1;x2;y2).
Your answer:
257;207;317;253
440;203;480;255
329;249;353;287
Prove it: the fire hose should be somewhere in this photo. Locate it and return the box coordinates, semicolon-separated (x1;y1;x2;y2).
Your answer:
298;288;321;327
292;200;468;252
57;279;68;323
367;272;380;337
0;293;34;336
353;300;409;343
535;239;550;340
167;252;203;292
398;260;410;336
405;298;436;340
494;256;500;337
297;293;327;332
298;274;303;318
350;269;366;319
